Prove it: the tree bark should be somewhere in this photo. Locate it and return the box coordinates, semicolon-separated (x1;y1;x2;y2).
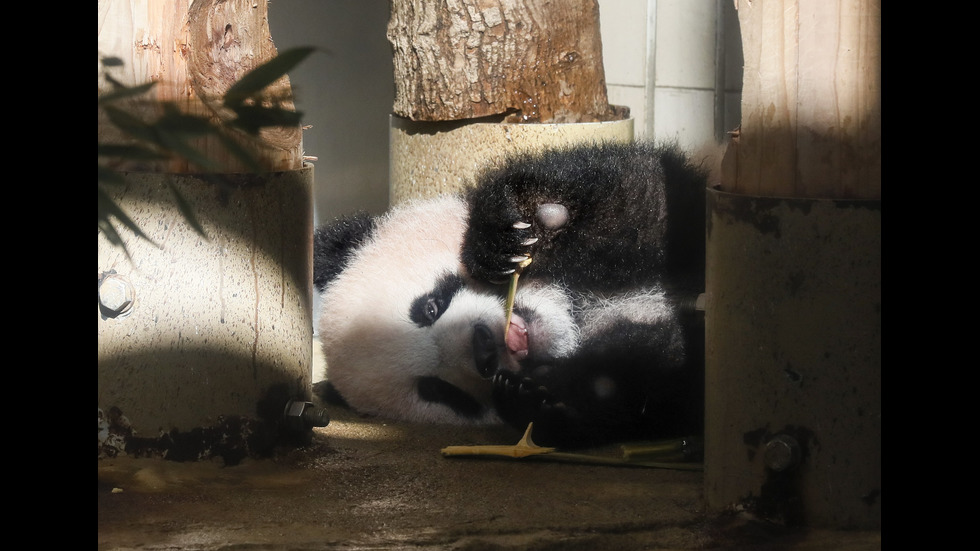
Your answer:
388;0;616;123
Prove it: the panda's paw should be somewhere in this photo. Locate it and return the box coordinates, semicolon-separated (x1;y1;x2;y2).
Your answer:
465;219;538;284
533;202;569;231
498;220;537;281
492;370;566;429
467;202;572;284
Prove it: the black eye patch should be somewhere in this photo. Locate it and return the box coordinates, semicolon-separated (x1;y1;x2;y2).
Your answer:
409;273;465;327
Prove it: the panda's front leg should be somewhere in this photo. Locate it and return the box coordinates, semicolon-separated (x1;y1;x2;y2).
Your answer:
491;370;581;447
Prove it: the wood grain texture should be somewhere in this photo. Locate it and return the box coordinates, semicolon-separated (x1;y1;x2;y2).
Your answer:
732;0;880;199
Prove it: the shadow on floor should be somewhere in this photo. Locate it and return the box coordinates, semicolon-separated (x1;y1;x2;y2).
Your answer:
98;401;880;550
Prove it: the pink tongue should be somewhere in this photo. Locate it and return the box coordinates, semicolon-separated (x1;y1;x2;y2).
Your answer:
506;313;529;359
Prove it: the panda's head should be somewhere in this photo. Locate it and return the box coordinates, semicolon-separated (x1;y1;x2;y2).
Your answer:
315;195;578;425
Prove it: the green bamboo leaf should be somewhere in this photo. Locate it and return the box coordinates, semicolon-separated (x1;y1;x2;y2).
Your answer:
153;127;223;171
223;47;314;106
98;164;128;187
213;131;263;173
228;104;304;135
98;217;123;245
98;186;158;248
167;181;208;240
98;217;133;260
98;144;169;162
99;81;157;104
102;104;159;145
156;105;216;135
143;106;224;170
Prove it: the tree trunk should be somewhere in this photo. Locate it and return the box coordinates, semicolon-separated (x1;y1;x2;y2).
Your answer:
727;0;881;199
388;0;616;123
97;0;303;172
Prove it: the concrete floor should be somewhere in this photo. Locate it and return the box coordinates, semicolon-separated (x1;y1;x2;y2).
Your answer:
98;398;881;551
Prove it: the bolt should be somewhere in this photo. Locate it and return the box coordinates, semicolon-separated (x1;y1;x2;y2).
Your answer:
99;272;135;319
764;434;802;472
283;400;330;432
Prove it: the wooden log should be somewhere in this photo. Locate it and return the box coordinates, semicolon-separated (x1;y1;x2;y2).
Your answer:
731;0;880;199
388;0;616;123
97;0;303;173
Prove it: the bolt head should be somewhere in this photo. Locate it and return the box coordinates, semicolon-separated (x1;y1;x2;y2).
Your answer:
283;400;313;432
765;434;801;472
99;273;135;318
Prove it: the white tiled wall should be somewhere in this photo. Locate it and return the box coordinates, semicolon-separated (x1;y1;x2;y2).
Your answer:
598;0;742;149
599;1;648;87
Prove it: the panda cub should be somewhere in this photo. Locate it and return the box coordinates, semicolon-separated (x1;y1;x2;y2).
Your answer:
314;141;707;448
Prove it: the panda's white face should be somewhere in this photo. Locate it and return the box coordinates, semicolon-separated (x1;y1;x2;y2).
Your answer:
317;196;580;425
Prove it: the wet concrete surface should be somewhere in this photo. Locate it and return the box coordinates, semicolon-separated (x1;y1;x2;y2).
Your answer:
98;402;880;550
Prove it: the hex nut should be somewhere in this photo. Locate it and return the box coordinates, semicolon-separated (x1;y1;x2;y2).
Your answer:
99;273;135;319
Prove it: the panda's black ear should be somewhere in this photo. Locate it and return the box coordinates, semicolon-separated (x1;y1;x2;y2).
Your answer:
313;212;377;291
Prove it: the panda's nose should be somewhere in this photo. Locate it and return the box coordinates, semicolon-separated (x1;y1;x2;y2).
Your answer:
472;323;498;378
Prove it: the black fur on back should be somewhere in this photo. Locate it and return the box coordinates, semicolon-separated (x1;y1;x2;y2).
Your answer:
657;143;708;292
313;213;376;292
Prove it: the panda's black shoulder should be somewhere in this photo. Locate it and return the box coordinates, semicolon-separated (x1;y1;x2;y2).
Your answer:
655;142;710;284
313;212;377;292
467;140;704;197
